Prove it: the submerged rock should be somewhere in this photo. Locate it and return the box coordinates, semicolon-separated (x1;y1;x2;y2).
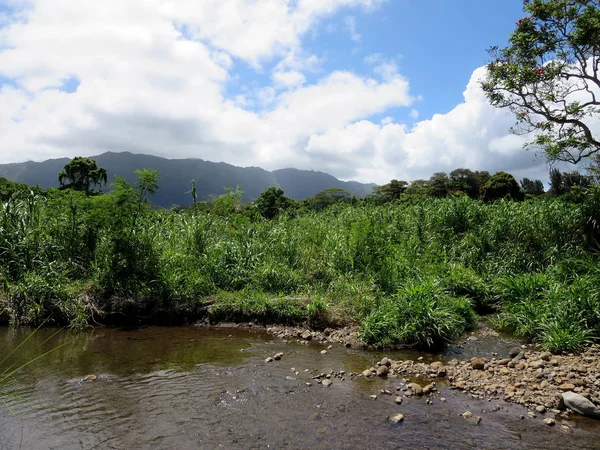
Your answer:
82;374;97;382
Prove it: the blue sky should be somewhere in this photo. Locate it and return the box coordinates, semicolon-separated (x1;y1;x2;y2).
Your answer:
0;0;573;184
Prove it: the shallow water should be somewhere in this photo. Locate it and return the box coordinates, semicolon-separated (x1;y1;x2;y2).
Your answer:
1;326;599;449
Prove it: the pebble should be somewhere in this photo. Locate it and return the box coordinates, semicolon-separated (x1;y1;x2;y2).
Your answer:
395;396;403;404
274;352;284;360
390;413;404;424
320;350;328;355
82;374;97;382
543;418;556;426
265;357;274;363
322;379;332;387
369;395;377;400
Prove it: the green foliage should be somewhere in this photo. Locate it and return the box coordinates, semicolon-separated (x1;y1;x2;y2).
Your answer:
58;157;108;195
366;179;408;204
482;0;600;164
255;187;296;219
360;279;476;348
303;188;355;211
449;169;490;199
481;171;524;202
520;177;545;196
2;179;600;351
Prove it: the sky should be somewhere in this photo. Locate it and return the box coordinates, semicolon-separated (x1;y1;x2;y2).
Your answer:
0;0;582;184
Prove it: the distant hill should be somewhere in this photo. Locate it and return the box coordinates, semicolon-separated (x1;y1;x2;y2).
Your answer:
0;152;375;208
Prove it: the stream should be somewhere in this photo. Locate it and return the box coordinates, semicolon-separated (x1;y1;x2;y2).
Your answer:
1;325;599;449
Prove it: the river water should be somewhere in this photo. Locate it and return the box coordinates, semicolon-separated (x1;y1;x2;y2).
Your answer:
1;326;599;449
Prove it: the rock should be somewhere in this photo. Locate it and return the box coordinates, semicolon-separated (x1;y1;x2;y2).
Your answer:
454;381;466;390
437;367;447;378
362;369;372;377
529;360;545;369
395;396;403;404
561;392;600;418
559;383;576;392
540;352;552;361
322;379;332;387
471;358;485;370
509;346;522;358
498;359;511;366
377;366;389;377
274;352;284;360
462;411;482;425
369;395;377;400
430;361;444;370
380;357;392;367
423;384;434;395
301;330;312;340
390;413;404;424
535;405;546;414
512;351;525;362
516;362;527;371
82;374;97;382
408;383;423;396
543;418;556;426
320;350;328;355
265;357;274;363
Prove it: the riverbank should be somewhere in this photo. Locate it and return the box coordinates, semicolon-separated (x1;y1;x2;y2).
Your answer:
256;321;600;421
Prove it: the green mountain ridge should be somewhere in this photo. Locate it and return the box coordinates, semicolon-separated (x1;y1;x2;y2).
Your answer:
0;152;375;208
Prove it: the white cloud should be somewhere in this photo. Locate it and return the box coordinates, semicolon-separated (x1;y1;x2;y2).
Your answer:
272;70;306;89
0;0;593;188
344;15;361;42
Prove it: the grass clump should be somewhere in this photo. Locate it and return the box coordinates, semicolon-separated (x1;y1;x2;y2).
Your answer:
360;278;476;348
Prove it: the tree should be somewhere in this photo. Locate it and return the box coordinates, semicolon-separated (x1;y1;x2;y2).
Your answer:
405;179;430;196
482;0;600;164
449;169;490;198
428;172;451;198
367;179;408;204
255;187;296;219
549;167;591;195
58;157;108;195
481;171;524;202
304;188;354;211
520;177;546;195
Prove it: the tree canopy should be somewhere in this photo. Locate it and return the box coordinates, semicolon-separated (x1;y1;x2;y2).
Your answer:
482;0;600;164
481;171;524;202
58;157;108;195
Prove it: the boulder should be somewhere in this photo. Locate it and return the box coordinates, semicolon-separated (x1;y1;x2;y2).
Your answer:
559;392;600;419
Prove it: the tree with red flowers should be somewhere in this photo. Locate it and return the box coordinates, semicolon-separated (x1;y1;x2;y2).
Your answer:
482;0;600;164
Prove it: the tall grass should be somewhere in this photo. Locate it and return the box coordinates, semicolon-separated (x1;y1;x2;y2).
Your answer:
0;190;599;351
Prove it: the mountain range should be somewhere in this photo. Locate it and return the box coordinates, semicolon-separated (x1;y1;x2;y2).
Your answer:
0;152;375;208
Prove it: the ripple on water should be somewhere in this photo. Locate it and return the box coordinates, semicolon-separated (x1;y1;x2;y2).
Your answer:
1;325;600;449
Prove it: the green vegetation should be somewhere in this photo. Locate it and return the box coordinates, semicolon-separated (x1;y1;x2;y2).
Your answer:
483;0;600;164
2;155;600;355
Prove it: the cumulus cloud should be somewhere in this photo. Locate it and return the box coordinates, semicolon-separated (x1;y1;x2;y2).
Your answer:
0;0;591;187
